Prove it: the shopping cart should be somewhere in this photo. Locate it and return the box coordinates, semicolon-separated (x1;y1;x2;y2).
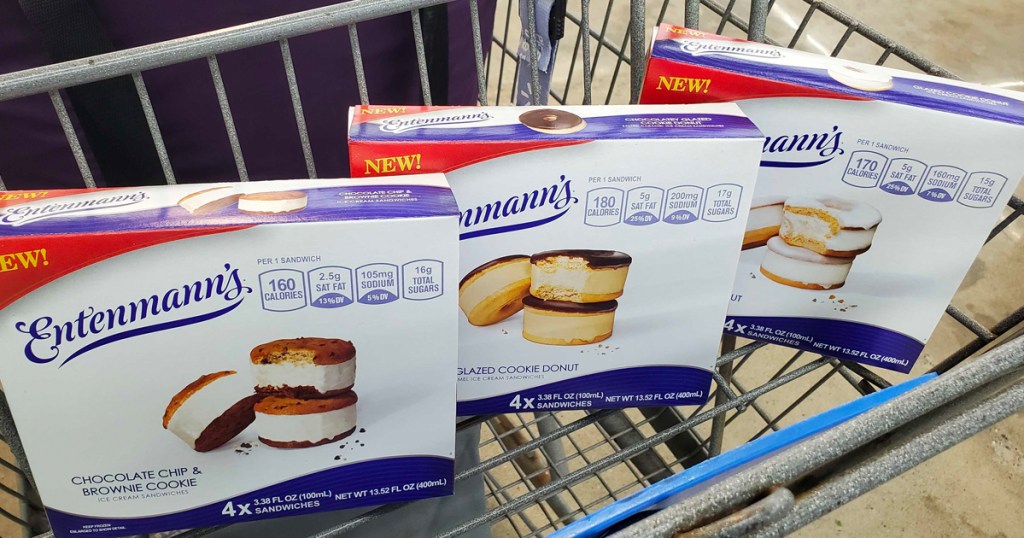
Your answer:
0;0;1022;536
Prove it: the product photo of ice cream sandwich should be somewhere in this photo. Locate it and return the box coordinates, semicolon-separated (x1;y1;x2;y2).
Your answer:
238;191;308;214
518;108;587;134
827;63;894;92
178;186;242;215
254;392;358;448
459;255;532;326
250;337;356;398
760;236;854;290
529;250;631;303
742;196;785;249
779;195;881;257
522;296;619;345
163;370;261;452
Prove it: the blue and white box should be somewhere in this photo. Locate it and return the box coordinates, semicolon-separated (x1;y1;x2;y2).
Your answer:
0;176;459;537
350;104;765;414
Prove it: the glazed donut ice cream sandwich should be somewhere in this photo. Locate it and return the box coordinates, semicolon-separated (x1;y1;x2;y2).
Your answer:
742;196;785;249
238;191;308;214
780;196;881;257
760;236;853;290
522;296;618;345
459;255;532;326
178;186;241;215
250;337;356;398
530;250;631;303
518;109;587;135
254;392;358;448
827;63;894;92
163;371;260;452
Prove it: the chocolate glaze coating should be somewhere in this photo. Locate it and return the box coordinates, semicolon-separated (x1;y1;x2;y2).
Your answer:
530;249;632;268
518;109;584;131
523;296;618;313
459;254;530;288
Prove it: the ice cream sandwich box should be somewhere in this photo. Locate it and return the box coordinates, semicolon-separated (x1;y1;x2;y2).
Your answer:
641;25;1024;373
0;176;460;537
348;104;764;414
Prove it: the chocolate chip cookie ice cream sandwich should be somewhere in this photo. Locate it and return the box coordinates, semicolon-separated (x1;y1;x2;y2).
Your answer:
780;196;882;257
827;63;894;92
530;250;631;303
522;296;618;345
742;196;785;249
163;371;261;452
760;236;853;290
518;108;587;134
250;337;356;398
238;191;308;215
254;392;358;448
459;255;532;326
178;186;241;215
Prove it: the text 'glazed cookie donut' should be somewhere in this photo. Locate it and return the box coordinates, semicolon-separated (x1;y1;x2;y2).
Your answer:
163;371;260;452
760;236;853;290
742;196;785;249
254;392;358;449
530;250;632;303
522;296;619;345
780;195;882;257
518;108;587;134
459;255;532;326
250;337;356;398
238;191;308;214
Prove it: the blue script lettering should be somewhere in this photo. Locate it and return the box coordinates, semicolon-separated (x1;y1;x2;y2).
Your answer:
15;263;251;366
761;125;844;168
460;175;579;240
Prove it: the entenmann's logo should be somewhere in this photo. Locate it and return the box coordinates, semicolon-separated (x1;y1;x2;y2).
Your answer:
460;175;578;240
16;264;252;367
680;41;783;59
761;125;845;168
380;112;492;133
0;191;149;227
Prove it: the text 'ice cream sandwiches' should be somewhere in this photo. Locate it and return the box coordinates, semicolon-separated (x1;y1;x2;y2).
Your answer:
780;196;881;257
742;197;785;250
250;337;356;398
459;255;531;326
530;250;632;303
163;371;261;452
254;392;358;448
522;296;618;345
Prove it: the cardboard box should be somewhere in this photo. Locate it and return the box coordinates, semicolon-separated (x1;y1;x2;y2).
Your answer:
0;176;459;537
349;104;764;414
641;25;1024;373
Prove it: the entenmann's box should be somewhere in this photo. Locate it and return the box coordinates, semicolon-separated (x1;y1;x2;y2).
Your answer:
641;25;1024;373
0;176;459;537
349;104;764;414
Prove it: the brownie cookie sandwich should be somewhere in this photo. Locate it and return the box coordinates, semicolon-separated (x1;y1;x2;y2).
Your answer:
254;392;358;448
250;337;356;398
163;371;261;452
178;186;241;215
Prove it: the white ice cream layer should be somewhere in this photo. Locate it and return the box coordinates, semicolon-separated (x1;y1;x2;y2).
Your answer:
255;405;357;443
530;265;627;300
761;247;851;287
238;195;307;213
745;203;784;232
252;361;355;393
782;212;877;252
167;373;253;449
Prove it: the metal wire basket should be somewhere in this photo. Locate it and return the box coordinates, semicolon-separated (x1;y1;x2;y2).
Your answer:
0;0;1021;537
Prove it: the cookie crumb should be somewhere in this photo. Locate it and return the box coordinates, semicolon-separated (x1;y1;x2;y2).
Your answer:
359;428;366;433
